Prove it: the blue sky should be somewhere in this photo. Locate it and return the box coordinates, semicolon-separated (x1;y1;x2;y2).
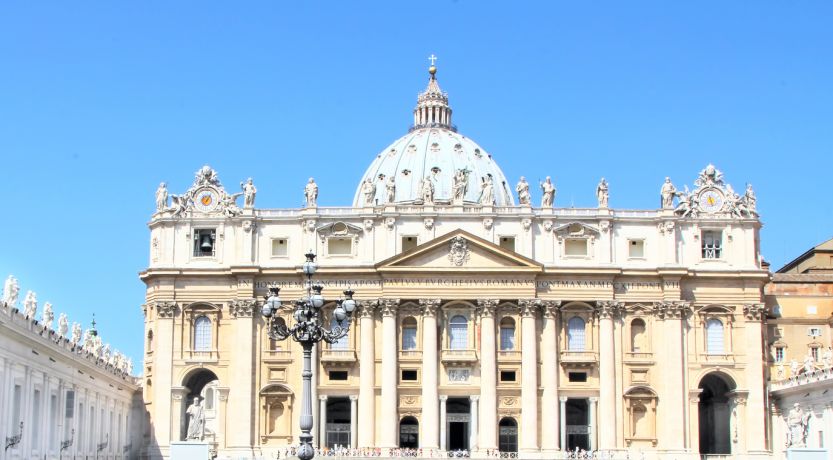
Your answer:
1;1;831;366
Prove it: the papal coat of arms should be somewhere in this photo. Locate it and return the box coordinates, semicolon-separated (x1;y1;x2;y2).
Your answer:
448;236;470;266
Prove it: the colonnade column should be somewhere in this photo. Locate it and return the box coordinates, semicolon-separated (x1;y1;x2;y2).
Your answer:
357;303;376;447
439;395;448;451
742;304;768;454
380;299;400;448
228;299;257;449
589;397;598;451
152;302;176;449
596;301;621;450
319;395;328;449
559;397;568;450
519;299;539;453
349;395;358;449
469;395;479;453
541;301;562;452
477;299;498;452
655;300;689;452
420;299;441;450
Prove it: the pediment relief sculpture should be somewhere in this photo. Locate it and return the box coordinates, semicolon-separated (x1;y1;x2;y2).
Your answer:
316;222;364;242
552;222;600;240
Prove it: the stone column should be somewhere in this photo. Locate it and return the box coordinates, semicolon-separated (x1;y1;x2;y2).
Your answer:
312;343;320;449
170;387;189;442
519;299;540;453
439;395;448;451
349;395;358;449
655;301;690;452
541;301;562;452
742;304;768;454
319;395;328;449
559;397;568;451
380;299;400;448
358;303;376;447
477;299;499;452
228;299;257;449
729;391;748;454
153;302;177;449
420;299;441;450
470;395;480;453
588;397;598;451
688;389;702;455
216;387;230;449
596;301;620;450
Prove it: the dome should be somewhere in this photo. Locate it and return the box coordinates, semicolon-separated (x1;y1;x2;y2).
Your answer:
353;62;514;207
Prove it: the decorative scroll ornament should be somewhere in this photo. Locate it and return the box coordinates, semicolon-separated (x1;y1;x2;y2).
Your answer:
743;304;765;321
674;164;758;219
477;299;499;317
156;301;178;319
596;300;623;319
652;301;692;319
165;165;244;218
419;298;441;316
448;236;470;267
230;299;257;318
518;298;541;317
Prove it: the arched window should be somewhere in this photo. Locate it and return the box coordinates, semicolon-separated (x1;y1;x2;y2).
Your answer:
706;318;724;354
632;404;647;437
331;316;349;350
194;316;211;351
401;317;418;351
500;317;516;351
399;416;419;448
567;317;586;351
449;315;468;350
630;319;646;352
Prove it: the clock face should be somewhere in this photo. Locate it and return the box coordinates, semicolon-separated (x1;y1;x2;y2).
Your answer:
698;188;725;213
194;188;220;213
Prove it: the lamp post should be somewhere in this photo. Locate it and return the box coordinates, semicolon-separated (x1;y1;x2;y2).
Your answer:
261;251;357;460
59;429;74;460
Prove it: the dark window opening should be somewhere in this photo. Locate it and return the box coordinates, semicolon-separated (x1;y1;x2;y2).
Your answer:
500;371;516;382
401;370;418;381
329;371;348;381
568;372;587;382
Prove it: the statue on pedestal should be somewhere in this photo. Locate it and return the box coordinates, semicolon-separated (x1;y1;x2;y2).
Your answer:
71;322;82;346
361;178;376;206
451;169;469;205
186;397;206;441
786;403;811;447
420;176;434;205
240;178;257;209
23;291;37;319
479;174;495;206
155;183;168;211
304;178;318;207
42;302;54;330
790;359;799;378
385;176;396;203
660;177;677;209
3;275;19;308
516;176;531;206
58;313;69;337
540;176;556;208
596;178;609;208
804;350;816;374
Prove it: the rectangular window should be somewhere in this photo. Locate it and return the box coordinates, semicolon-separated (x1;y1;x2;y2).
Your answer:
401;327;417;350
812;347;820;361
65;390;75;418
628;240;645;258
78;403;84;450
193;229;216;257
701;231;722;259
500;327;515;351
271;238;288;257
401;236;418;252
12;384;22;434
89;406;95;448
401;370;418;381
499;236;516;251
775;347;785;363
500;371;517;382
568;372;588;382
50;394;58;449
329;371;348;381
328;237;352;255
32;389;41;446
565;239;588;256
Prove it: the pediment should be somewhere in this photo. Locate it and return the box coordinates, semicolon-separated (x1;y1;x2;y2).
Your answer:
553;222;600;239
377;230;542;273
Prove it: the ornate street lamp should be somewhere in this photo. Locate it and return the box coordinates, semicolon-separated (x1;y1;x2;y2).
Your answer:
4;421;22;451
261;251;357;460
59;429;74;460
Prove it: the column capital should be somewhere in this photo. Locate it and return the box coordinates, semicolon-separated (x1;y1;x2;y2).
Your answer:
230;298;257;318
155;301;178;319
171;386;189;401
652;301;691;319
349;395;359;401
518;299;541;317
542;300;563;318
439;395;448;402
595;300;623;319
379;298;400;317
319;395;328;401
589;397;599;403
743;303;766;321
559;396;568;403
469;395;480;402
357;303;376;319
477;299;499;317
420;298;442;316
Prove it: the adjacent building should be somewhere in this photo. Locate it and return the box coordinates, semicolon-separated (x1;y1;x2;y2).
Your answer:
140;64;770;459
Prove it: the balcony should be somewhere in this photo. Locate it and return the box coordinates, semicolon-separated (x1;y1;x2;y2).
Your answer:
321;349;357;366
559;350;598;368
497;350;522;363
185;349;219;363
624;352;654;365
441;349;478;365
262;350;293;363
399;350;423;362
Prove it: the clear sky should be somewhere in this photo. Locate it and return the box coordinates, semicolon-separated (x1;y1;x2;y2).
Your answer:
1;1;831;366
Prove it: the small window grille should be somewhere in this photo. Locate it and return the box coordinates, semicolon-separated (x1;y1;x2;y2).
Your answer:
701;231;722;259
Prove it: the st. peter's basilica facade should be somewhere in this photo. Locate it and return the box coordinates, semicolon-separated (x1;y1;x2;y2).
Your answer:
140;64;769;459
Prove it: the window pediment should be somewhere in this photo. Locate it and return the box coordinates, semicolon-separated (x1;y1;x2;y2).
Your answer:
553;222;600;240
316;222;363;241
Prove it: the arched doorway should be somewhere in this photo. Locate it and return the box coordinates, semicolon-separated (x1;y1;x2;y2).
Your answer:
446;398;471;451
399;416;419;448
325;398;351;448
698;373;735;455
498;417;518;453
181;369;219;442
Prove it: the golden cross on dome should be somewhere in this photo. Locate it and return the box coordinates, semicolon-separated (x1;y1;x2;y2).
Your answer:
428;54;437;66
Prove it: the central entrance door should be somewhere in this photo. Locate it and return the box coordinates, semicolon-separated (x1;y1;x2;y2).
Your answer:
326;397;351;448
447;398;471;451
566;398;590;451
